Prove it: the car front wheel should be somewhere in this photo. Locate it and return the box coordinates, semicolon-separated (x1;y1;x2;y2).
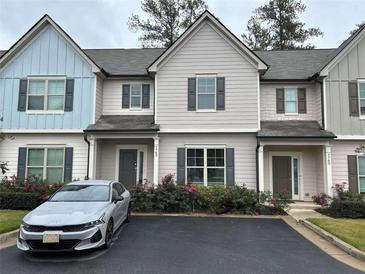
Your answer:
102;219;113;249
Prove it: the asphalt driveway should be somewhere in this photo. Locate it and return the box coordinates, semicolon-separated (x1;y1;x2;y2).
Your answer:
0;216;363;274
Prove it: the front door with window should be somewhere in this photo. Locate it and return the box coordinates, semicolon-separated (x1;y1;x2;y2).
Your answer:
272;155;300;200
118;149;137;188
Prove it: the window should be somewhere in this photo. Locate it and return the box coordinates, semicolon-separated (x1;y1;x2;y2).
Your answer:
284;88;298;114
27;148;64;183
130;84;142;108
187;148;225;186
358;156;365;193
359;82;365;116
197;77;215;110
27;78;65;111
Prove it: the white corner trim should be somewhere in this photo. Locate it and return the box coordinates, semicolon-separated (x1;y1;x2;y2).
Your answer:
335;135;365;140
322;78;327;129
0;129;84;133
158;128;259;133
92;76;97;123
257;72;261;130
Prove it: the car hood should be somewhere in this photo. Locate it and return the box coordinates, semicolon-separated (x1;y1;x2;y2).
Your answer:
23;201;111;226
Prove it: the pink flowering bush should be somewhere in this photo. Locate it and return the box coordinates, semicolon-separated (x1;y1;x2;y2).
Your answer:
312;192;331;207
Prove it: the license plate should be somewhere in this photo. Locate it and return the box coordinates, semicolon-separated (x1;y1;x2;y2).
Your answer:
42;233;60;243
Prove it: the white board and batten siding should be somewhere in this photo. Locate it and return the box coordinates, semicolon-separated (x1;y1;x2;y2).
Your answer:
326;34;365;135
0;134;88;180
102;79;154;115
159;133;257;189
260;83;322;124
156;22;259;132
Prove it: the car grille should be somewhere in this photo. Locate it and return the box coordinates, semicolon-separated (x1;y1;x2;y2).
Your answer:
26;240;80;251
25;225;86;232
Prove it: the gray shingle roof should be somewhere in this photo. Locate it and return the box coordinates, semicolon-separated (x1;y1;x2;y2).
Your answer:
254;49;335;80
83;48;165;76
84;115;159;132
258;120;336;138
0;48;339;80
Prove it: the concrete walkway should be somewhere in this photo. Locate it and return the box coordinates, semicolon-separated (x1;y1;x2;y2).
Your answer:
286;201;329;221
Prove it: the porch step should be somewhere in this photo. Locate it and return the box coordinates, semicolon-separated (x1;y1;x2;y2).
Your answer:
289;202;320;210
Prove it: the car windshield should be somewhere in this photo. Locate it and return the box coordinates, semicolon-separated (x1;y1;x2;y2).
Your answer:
49;185;110;202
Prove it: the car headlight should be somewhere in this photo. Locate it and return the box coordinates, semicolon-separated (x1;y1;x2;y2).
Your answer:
82;214;105;230
21;221;30;230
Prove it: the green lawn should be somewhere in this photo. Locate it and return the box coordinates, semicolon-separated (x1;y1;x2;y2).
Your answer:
308;218;365;252
0;210;28;234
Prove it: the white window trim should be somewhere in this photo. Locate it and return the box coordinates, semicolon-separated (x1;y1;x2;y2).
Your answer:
129;84;143;110
196;75;216;112
185;146;226;186
356;154;365;194
284;87;298;115
358;79;365;119
26;76;66;113
26;146;65;182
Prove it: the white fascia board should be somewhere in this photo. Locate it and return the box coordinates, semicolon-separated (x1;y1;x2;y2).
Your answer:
320;28;365;77
148;12;267;73
158;128;259;133
0;129;84;133
0;15;100;73
335;135;365;140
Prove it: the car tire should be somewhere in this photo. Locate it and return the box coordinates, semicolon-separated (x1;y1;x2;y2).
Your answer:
124;203;131;223
102;219;113;249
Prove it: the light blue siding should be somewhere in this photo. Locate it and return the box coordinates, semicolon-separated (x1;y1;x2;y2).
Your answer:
0;25;95;130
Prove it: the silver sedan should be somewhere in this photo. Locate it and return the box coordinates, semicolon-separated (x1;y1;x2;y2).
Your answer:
17;180;131;252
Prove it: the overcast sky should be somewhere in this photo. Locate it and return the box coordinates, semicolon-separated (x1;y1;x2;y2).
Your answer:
0;0;364;50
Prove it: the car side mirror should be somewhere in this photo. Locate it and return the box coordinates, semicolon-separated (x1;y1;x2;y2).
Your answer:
113;196;124;203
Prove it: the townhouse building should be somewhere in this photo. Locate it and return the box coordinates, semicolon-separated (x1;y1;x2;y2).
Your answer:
0;11;364;200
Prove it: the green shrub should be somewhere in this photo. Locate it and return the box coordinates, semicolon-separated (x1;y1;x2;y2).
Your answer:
195;186;230;212
327;201;365;218
0;192;40;210
129;184;154;212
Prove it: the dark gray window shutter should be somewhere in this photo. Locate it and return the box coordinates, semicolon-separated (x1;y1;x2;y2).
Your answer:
347;155;359;193
216;77;225;110
177;148;186;184
18;79;27;111
226;148;235;187
188;78;196;111
349;81;359;117
64;147;73;182
298;88;307;113
122;84;130;108
17;147;27;179
276;88;285;114
142;84;150;108
64;78;74;111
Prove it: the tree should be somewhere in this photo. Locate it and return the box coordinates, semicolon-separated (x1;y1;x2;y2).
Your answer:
242;0;323;50
128;0;207;48
350;22;365;36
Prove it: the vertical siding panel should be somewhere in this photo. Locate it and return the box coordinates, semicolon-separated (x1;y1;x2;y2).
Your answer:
358;38;365;76
0;26;94;131
48;29;58;74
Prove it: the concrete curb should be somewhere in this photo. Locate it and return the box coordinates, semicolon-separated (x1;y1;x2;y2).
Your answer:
131;212;281;219
300;219;365;262
0;229;18;244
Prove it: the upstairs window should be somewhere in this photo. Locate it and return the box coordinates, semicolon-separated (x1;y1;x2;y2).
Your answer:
130;84;142;108
284;88;298;114
27;78;65;111
197;77;216;110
